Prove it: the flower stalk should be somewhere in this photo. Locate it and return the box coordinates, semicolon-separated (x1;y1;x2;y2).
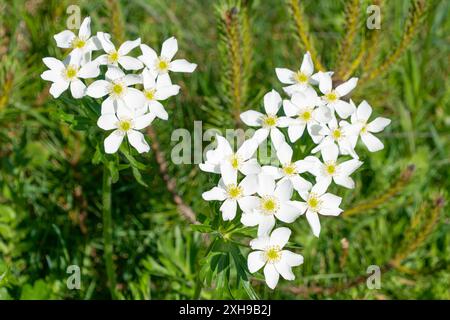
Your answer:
102;164;117;299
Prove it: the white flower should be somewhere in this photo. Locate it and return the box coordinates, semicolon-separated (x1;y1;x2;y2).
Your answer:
199;135;260;176
240;90;290;148
311;117;359;158
138;37;197;86
95;32;143;70
97;104;154;154
248;227;304;289
350;100;391;152
240;174;303;236
282;88;331;143
140;68;180;120
303;143;362;190
53;17;100;64
313;71;357;119
41;52;100;99
294;183;343;237
202;165;258;221
86;66;145;114
262;142;312;192
275;52;317;96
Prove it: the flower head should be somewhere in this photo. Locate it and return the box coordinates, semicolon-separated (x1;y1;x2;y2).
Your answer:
138;37;197;86
350;100;391;152
248;227;304;289
95;32;144;70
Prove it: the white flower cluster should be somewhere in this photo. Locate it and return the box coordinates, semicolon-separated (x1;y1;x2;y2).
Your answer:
41;17;197;154
200;52;391;289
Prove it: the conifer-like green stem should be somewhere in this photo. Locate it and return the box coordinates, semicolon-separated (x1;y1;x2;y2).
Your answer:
102;164;117;299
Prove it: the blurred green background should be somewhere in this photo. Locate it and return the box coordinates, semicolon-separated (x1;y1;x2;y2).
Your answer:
0;0;449;299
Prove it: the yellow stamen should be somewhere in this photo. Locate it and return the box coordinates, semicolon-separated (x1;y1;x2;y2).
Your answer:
156;58;169;72
72;37;86;49
144;89;156;101
326;163;336;175
298;110;312;122
260;196;279;214
117;120;132;132
262;115;277;127
326;92;338;102
282;163;297;176
229;154;241;169
265;246;282;263
307;194;321;211
65;65;78;80
111;83;124;96
108;51;119;63
294;71;308;84
226;184;243;199
332;129;342;140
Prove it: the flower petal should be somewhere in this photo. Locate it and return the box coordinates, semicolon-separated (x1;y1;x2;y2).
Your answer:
97;113;119;130
274;179;293;201
250;235;270;250
155;85;180;100
300;51;314;76
127;130;150;153
161;36;178;60
70;79;86;99
281;250;304;267
118;56;144;70
275;68;295;84
361;132;384;152
78;17;91;39
321;143;339;162
275;203;300;223
220;198;237;221
306;210;321;237
356;100;372;121
269;227;291;248
248;251;266;273
43;57;65;71
257;174;275;197
263;89;282;115
276;142;293;165
368;117;391;133
236;139;259;160
240;110;263;127
261;166;283;180
97;32;115;52
239;175;258;195
238;195;260;213
118;38;141;55
264;263;280;289
169;59;197;73
202;186;227;201
288;124;306;143
275;260;295;280
148;101;168;120
54;30;75;48
138;44;158;67
334;100;356;119
104;130;124;154
78;61;100;78
134;113;155;130
49;80;69;98
335;77;358;97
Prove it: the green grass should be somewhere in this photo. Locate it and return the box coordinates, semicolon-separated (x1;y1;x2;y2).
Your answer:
0;0;449;300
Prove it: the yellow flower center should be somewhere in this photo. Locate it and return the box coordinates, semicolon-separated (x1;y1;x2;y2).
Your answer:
229;154;241;169
360;123;368;134
307;194;322;212
117;119;132;132
282;163;297;176
332;128;342;140
156;58;169;72
72;37;86;49
294;71;308;84
325;163;336;175
298;109;312;122
64;65;78;80
262;115;277;127
144;89;156;101
260;196;279;215
108;51;119;63
264;246;282;263
326;92;338;102
226;184;243;199
111;83;124;96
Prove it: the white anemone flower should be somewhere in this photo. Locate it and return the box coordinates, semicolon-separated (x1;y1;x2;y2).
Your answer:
138;37;197;86
262;142;312;192
311;117;359;158
248;227;304;289
41;52;100;99
140;68;180;120
240;90;290;148
282;88;331;143
294;183;343;237
312;71;357;119
350;100;391;152
240;174;303;236
275;52;318;96
86;66;145;114
97;104;155;154
199;135;260;176
53;17;100;64
95;32;143;70
202;165;258;221
304;143;362;190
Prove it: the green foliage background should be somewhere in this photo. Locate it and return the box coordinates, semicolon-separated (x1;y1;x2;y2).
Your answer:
0;0;449;299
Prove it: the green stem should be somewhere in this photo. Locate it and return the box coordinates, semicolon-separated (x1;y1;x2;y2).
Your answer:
102;164;117;299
